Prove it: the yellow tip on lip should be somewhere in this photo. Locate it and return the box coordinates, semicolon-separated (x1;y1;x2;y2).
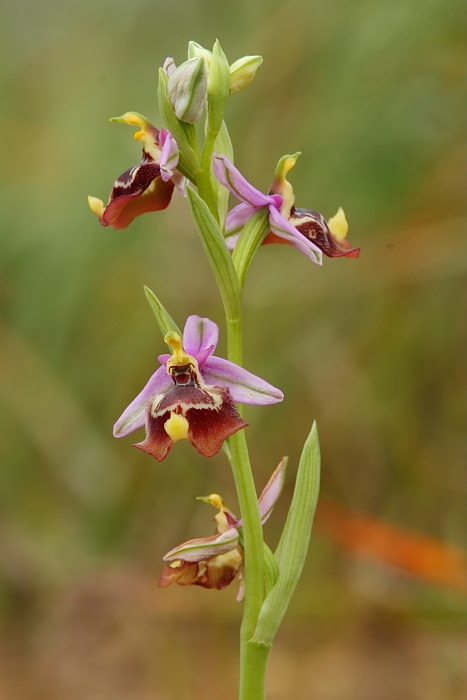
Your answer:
328;207;349;240
87;195;105;218
164;412;189;443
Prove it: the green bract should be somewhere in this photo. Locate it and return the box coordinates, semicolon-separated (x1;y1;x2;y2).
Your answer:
213;121;234;227
186;186;241;323
232;208;270;287
144;286;182;337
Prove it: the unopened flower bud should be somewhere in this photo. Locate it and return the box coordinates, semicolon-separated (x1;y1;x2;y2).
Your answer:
229;55;263;94
168;56;208;124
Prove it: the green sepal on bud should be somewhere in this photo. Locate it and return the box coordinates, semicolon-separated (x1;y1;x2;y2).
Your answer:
229;55;263;94
168;56;208;124
187;41;212;66
205;40;231;139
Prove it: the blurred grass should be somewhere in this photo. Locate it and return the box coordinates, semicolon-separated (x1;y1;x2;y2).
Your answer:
0;0;465;698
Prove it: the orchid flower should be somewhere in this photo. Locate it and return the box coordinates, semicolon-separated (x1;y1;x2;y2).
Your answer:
159;457;287;598
213;153;360;262
113;315;283;461
88;112;185;230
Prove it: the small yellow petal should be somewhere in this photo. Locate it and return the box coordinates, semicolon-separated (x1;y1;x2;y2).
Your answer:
271;153;301;217
328;207;349;240
196;494;232;533
274;152;301;180
87;196;105;218
283;154;300;175
164;331;182;350
109;111;161;159
209;494;224;509
164;412;189;443
214;511;230;533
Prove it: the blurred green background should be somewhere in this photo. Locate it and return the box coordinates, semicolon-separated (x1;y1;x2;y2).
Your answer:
0;0;465;698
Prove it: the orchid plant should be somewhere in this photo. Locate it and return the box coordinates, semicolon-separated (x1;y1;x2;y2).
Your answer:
89;40;359;700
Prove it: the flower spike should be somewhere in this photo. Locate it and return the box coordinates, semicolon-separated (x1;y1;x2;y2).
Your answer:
113;315;283;461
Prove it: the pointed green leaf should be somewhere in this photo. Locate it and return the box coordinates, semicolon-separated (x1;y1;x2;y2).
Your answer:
144;286;181;337
186;186;241;321
251;422;321;647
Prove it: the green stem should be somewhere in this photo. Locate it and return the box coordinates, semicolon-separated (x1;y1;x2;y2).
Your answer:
190;109;268;695
227;314;267;700
240;641;271;700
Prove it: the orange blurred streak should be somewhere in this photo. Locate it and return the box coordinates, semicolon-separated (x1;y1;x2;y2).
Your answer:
315;499;466;592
